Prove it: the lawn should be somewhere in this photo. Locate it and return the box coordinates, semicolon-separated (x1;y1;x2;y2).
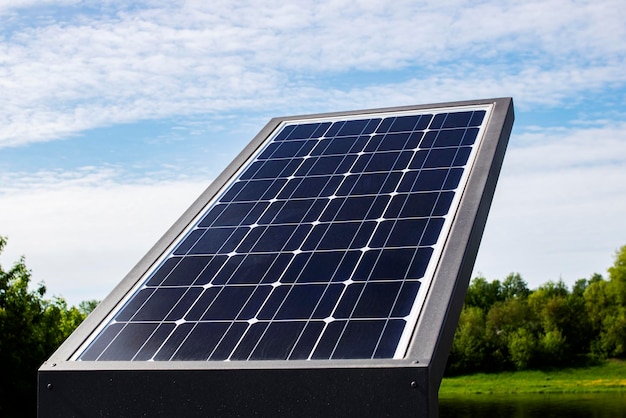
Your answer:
439;359;626;396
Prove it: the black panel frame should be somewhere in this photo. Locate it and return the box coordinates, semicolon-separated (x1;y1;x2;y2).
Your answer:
39;98;514;418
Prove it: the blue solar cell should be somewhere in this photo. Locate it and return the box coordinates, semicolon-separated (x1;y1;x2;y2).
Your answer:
388;115;420;132
222;179;281;202
230;322;268;360
433;129;465;147
98;323;159;361
310;285;346;317
274;284;339;319
386;191;455;219
317;136;359;156
305;154;356;176
419;130;438;148
442;111;472;128
373;319;405;358
149;322;191;360
263;199;316;224
424;148;460;168
259;140;316;159
207;257;241;284
172;229;204;256
303;222;369;251
166;288;203;319
454;147;472;166
174;322;228;361
391;282;421;316
361;151;409;172
338;281;402;318
250;322;306;360
207;202;269;227
444;168;464;189
309;321;343;359
331;320;386;359
193;256;228;285
461;128;480;145
77;106;491;362
283;122;331;140
470;110;486;127
188;227;246;254
289;321;324;359
337;172;402;196
155;257;211;286
143;258;178;286
210;322;248;360
238;286;273;318
321;195;389;222
416;114;433;130
285;175;343;198
226;255;279;283
125;288;185;321
133;323;175;361
337;118;379;136
291;252;341;282
181;288;216;320
429;113;446;129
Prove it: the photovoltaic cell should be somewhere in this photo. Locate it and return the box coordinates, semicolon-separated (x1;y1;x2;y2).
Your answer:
77;106;491;362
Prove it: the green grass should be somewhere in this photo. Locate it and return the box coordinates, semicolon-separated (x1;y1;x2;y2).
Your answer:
439;359;626;396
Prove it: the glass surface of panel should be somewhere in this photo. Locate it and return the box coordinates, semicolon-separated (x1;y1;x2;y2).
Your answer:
76;105;492;362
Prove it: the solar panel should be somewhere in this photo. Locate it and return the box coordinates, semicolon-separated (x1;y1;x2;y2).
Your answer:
39;98;514;418
75;107;485;363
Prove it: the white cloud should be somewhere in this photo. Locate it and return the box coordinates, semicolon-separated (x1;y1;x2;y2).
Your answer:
0;0;78;15
0;168;208;305
473;122;626;286
0;0;624;147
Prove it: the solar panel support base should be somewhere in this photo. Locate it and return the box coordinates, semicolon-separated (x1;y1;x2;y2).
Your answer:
38;365;437;417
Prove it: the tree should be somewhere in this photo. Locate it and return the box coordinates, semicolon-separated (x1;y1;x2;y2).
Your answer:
447;306;487;374
464;276;502;311
485;297;533;369
501;272;530;300
508;327;537;369
583;246;626;358
0;236;90;417
608;245;626;305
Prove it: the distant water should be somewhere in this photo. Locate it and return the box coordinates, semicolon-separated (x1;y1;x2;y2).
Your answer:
439;393;626;418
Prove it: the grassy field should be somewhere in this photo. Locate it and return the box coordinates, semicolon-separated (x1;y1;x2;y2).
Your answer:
439;359;626;396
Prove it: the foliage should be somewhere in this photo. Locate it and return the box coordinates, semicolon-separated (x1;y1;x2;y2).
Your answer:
448;306;486;374
447;244;626;375
0;236;93;417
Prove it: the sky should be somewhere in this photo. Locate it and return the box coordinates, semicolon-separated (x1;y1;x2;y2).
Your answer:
0;0;625;306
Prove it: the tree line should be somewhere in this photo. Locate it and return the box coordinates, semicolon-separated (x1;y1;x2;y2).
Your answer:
446;245;626;375
0;236;97;417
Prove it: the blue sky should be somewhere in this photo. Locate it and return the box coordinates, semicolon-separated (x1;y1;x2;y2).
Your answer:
1;0;625;305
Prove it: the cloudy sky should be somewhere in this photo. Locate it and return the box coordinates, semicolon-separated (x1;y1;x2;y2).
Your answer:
1;0;624;305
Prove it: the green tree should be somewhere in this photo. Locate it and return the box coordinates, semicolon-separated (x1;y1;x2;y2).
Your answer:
464;276;502;312
0;236;90;417
584;277;612;334
608;245;626;305
508;327;537;369
485;297;534;369
583;247;626;358
527;279;594;365
501;272;530;300
447;306;487;374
